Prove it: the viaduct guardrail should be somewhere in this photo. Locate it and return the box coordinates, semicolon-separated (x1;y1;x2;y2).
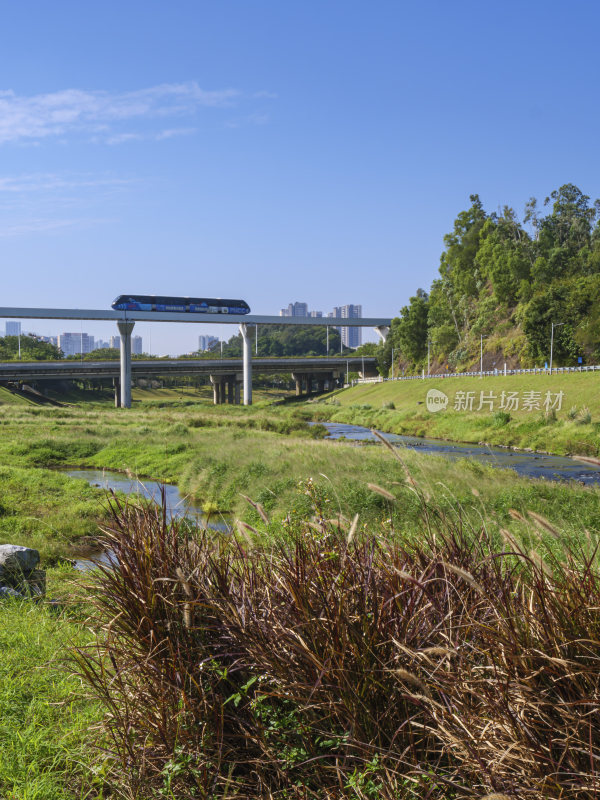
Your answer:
355;364;600;385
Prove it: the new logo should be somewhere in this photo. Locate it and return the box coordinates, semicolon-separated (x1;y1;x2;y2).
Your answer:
426;388;449;413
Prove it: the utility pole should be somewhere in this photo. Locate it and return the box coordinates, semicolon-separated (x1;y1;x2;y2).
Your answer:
391;346;394;379
326;326;329;354
550;322;564;373
427;339;431;377
255;324;258;355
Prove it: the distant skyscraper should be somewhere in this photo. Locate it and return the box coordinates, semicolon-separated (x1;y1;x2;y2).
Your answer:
309;310;323;318
110;335;120;349
94;339;110;350
280;302;309;317
198;335;219;352
132;336;143;355
57;332;95;356
329;304;362;348
5;321;21;337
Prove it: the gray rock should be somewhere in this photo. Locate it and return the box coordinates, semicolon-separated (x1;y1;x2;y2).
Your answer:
0;544;40;576
0;585;23;599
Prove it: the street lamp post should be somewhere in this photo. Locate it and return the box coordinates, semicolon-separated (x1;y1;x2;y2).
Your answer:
480;334;486;377
427;339;431;377
550;322;564;373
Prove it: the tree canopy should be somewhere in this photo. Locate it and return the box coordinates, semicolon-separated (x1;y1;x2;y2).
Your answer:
385;184;600;374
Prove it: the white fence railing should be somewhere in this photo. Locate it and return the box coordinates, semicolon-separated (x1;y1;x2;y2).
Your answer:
354;364;600;386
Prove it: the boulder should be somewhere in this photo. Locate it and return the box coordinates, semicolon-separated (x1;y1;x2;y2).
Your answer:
0;544;40;576
0;545;44;599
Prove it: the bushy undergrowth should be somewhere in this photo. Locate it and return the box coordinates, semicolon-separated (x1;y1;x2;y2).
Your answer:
77;466;600;799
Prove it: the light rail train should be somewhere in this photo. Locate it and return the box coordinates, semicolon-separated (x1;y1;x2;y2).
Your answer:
111;295;251;314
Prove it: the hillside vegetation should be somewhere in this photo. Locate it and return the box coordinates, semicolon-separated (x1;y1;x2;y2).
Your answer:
376;184;600;375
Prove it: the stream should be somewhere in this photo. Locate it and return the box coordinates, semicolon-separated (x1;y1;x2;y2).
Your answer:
66;469;228;568
317;422;600;486
67;424;600;567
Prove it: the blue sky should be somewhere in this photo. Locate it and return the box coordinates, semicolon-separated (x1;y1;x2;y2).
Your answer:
1;0;599;354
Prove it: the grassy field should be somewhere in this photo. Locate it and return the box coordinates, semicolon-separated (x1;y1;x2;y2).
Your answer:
312;370;600;455
0;397;599;561
1;394;600;797
0;567;101;800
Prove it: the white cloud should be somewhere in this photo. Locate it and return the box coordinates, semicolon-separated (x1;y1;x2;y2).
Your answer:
0;173;134;192
0;217;111;237
0;82;239;144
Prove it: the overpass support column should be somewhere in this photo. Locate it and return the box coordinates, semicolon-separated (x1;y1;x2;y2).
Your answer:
374;325;390;343
113;378;121;408
235;378;241;405
292;373;302;396
227;379;234;404
209;375;220;405
239;323;252;406
117;321;135;408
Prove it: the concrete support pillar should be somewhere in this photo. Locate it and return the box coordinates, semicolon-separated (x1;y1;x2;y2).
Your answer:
239;323;252;405
113;378;121;407
292;373;302;396
306;374;313;395
235;380;241;405
210;375;220;405
317;378;325;393
374;325;390;343
227;379;234;404
117;321;135;408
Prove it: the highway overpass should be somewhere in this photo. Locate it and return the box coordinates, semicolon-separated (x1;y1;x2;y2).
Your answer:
0;307;391;406
0;356;379;405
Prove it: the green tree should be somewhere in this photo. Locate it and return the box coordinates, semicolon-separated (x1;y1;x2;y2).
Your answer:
0;335;62;361
392;289;429;364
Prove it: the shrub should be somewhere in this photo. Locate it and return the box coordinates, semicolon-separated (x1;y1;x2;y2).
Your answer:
381;401;395;410
492;410;511;427
77;485;600;799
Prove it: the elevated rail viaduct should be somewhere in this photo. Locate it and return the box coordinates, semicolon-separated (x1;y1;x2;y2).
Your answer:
0;307;391;407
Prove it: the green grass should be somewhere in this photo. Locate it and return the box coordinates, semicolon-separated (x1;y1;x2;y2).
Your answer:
312;371;600;455
0;466;112;561
0;567;102;800
0;400;599;561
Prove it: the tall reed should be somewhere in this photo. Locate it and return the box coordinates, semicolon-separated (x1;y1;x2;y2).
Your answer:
76;482;600;799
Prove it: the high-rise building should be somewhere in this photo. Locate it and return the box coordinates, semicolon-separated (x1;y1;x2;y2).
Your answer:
110;335;120;349
57;332;95;356
198;335;219;352
328;304;362;348
132;336;143;355
280;302;309;317
5;321;21;337
309;310;323;318
94;339;110;350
